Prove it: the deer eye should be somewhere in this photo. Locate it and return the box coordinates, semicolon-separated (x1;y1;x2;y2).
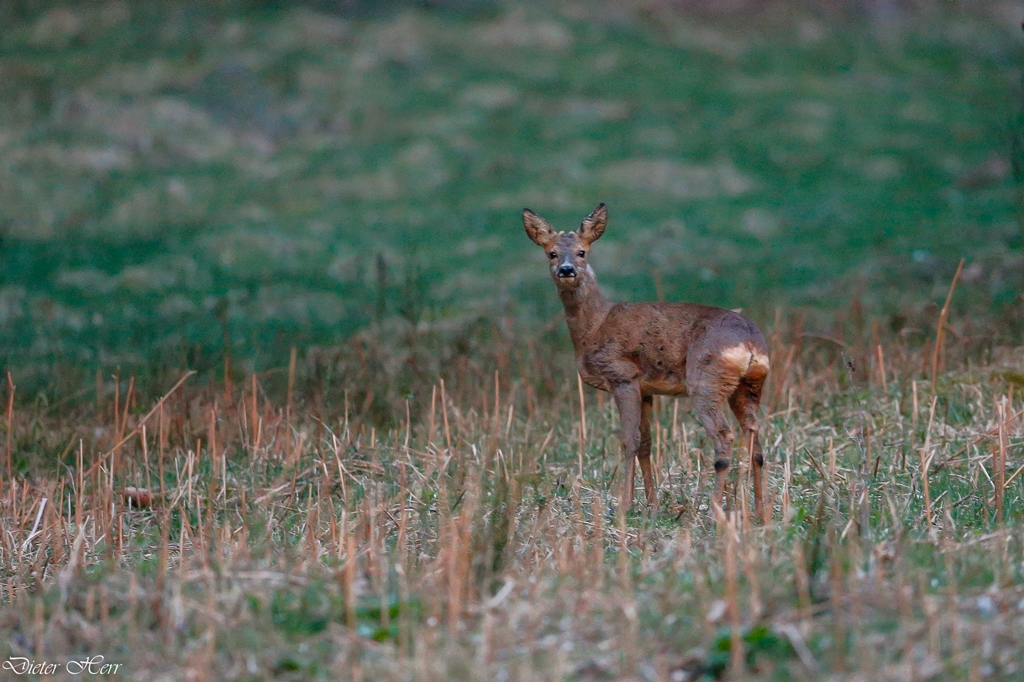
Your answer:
548;252;557;259
578;251;586;258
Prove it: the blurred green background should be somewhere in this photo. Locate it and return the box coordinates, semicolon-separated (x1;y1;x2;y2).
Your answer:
1;0;1022;396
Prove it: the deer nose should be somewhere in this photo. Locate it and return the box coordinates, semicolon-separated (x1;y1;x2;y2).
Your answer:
558;264;576;277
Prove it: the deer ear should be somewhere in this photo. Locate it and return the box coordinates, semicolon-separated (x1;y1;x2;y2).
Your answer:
523;209;557;247
579;203;607;244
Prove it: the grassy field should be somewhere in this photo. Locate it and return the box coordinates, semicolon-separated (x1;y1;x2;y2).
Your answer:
1;332;1024;680
2;1;1024;680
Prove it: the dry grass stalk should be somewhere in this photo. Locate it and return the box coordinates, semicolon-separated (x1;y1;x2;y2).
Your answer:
440;378;452;451
912;379;919;440
5;371;14;489
577;371;587;443
724;514;744;676
996;397;1007;526
920;395;939;534
250;374;260;454
428;384;437;446
930;258;965;395
493;370;501;439
286;346;298;455
113;373;120;481
875;343;888;392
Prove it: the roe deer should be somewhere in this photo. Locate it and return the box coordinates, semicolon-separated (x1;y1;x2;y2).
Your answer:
523;203;770;517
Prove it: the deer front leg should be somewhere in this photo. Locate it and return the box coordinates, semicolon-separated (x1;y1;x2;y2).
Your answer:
638;395;657;509
613;383;642;510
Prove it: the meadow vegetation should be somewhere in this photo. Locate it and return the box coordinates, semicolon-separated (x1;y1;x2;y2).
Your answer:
1;0;1024;680
2;315;1024;680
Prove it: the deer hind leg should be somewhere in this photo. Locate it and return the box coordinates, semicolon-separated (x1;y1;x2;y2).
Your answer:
692;371;741;515
729;378;766;523
613;383;643;510
695;401;734;515
637;395;657;509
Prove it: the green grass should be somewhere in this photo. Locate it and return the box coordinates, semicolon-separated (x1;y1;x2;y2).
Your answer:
0;1;1022;400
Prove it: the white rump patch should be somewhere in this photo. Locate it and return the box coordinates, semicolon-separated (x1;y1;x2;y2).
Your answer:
720;345;752;369
720;345;770;374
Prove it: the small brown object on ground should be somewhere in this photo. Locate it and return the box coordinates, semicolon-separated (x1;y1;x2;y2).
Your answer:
123;487;153;509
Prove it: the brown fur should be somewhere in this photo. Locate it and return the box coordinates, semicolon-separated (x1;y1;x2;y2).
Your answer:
524;203;770;517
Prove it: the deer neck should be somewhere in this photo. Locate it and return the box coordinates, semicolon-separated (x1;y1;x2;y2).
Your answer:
558;269;612;351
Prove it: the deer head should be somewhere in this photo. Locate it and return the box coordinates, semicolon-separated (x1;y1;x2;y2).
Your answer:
523;203;607;290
